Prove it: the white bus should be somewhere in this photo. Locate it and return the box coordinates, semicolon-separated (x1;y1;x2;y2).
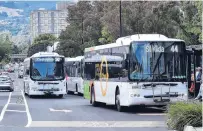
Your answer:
83;34;188;111
23;52;66;98
65;56;84;95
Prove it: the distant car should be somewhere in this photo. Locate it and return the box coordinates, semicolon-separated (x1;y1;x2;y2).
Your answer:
0;72;9;76
8;67;15;73
0;75;14;92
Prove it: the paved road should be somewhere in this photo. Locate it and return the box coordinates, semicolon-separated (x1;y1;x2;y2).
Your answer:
0;72;168;131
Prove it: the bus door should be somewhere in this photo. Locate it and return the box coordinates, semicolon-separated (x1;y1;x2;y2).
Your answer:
187;49;202;98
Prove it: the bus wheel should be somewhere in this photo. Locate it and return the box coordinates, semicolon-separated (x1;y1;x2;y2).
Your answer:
91;88;98;107
115;89;123;112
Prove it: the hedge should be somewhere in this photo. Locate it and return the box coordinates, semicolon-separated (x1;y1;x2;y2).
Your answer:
167;101;202;131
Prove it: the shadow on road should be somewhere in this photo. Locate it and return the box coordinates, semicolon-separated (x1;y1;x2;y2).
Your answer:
25;95;64;99
85;103;167;114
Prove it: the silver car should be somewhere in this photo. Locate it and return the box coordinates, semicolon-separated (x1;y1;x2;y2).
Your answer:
0;75;14;92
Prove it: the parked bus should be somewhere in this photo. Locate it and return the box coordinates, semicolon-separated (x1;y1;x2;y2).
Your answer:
23;52;66;98
83;34;188;112
65;56;84;95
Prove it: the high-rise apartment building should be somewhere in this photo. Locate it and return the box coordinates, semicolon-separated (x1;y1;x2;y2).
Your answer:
30;10;68;43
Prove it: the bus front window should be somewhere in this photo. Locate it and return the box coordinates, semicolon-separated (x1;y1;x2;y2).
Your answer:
31;57;64;81
129;41;186;82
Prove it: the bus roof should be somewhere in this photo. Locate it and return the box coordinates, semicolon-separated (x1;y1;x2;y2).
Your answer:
31;52;64;58
85;34;184;52
84;55;123;62
24;52;64;62
116;34;184;45
65;56;84;62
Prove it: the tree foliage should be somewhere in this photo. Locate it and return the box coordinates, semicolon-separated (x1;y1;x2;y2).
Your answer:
28;34;57;57
58;1;202;57
0;34;12;62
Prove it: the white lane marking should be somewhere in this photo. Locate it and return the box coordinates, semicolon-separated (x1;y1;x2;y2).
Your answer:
21;90;32;127
9;103;25;105
49;108;72;113
6;110;26;113
0;92;12;121
30;121;166;127
137;113;166;116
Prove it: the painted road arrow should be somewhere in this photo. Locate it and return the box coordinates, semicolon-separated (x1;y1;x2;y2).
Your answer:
49;108;72;113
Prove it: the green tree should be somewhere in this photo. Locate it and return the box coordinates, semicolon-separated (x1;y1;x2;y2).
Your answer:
177;1;202;45
58;1;202;57
12;45;20;54
28;34;57;57
0;34;12;62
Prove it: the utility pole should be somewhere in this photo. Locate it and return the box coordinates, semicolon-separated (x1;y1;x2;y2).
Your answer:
119;0;122;37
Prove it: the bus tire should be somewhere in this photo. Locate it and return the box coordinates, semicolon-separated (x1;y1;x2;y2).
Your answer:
91;87;98;107
115;89;123;112
76;84;78;94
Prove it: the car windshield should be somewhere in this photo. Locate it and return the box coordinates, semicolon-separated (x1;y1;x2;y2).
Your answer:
31;57;65;81
0;77;9;81
129;41;186;82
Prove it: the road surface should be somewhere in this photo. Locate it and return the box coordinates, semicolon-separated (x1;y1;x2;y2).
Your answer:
0;72;168;131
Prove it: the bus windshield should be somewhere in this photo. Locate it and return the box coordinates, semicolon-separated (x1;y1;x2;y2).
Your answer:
31;57;64;81
129;41;186;82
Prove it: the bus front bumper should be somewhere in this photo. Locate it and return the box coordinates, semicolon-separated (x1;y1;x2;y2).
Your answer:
126;96;187;106
29;90;66;95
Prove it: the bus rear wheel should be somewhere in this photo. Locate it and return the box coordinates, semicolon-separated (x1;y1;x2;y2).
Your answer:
91;87;98;107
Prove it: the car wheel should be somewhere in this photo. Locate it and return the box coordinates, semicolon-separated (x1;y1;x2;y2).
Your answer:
9;89;14;92
29;95;34;98
58;94;63;98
